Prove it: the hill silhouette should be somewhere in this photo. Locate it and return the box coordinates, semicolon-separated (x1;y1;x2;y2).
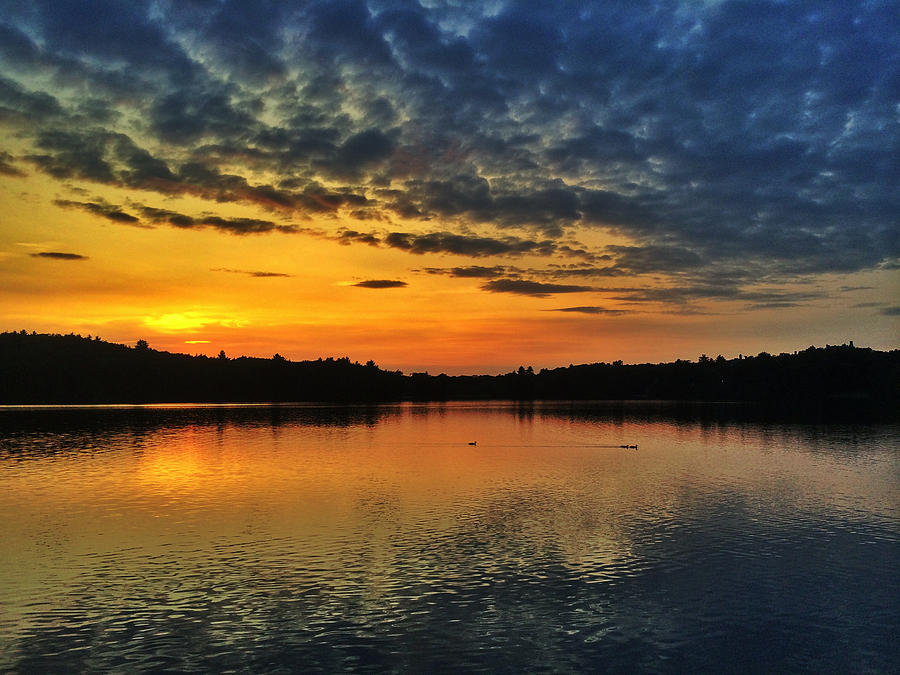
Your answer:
1;332;897;415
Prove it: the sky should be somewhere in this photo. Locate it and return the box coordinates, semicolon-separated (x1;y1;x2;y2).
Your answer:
0;0;897;374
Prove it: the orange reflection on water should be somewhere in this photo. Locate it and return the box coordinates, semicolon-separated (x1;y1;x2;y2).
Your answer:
2;405;896;575
1;402;897;674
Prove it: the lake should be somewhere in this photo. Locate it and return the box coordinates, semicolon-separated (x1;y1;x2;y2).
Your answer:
1;402;897;673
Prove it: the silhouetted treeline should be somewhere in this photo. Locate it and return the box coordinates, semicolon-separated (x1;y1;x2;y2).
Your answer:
406;345;899;415
1;332;897;413
0;331;405;403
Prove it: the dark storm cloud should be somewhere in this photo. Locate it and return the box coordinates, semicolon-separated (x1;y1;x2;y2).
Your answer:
160;0;288;83
21;123;380;217
31;251;88;260
151;85;260;144
481;279;595;298
318;128;397;179
394;178;581;235
0;76;65;123
112;135;177;185
1;0;898;283
0;23;42;68
352;279;408;289
27;130;116;183
2;0;198;81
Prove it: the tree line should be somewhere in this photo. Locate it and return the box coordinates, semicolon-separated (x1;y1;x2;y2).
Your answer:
1;332;897;414
0;331;404;403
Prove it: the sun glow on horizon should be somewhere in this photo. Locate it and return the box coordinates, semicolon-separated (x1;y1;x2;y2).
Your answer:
142;312;250;334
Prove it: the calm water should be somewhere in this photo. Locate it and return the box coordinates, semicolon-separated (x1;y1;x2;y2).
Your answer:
1;402;897;673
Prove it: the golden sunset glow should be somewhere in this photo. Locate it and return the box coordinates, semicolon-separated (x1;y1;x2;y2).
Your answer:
0;2;897;372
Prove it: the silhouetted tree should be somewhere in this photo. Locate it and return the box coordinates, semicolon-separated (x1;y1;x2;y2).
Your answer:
1;333;897;416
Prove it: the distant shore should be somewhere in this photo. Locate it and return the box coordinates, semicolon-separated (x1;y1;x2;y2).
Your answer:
1;332;898;417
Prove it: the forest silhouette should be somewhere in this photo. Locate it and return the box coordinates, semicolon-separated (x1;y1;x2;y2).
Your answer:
1;331;897;415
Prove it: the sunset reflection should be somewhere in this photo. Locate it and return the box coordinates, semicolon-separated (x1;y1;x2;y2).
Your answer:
1;404;897;672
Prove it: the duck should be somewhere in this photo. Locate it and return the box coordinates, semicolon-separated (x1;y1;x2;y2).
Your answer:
468;441;477;446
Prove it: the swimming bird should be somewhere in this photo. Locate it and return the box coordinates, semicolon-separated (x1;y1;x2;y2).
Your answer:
468;441;477;446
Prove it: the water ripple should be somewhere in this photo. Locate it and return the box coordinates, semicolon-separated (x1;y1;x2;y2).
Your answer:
1;405;897;672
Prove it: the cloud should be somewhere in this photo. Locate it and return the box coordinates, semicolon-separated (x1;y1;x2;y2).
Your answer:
546;306;629;315
384;231;557;258
334;229;595;261
211;268;293;278
27;130;116;183
421;263;626;283
1;0;897;291
351;279;408;289
191;216;297;236
136;205;299;235
590;284;829;309
53;199;140;223
540;266;623;278
423;265;509;279
0;151;25;177
164;2;288;83
337;230;381;246
51;198;303;236
391;178;582;236
480;279;595;298
0;161;25;178
606;245;704;273
319;128;396;179
151;85;259;145
30;251;88;260
0;76;65;124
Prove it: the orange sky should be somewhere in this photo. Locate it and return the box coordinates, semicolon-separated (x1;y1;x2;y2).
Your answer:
1;164;895;373
1;2;897;373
